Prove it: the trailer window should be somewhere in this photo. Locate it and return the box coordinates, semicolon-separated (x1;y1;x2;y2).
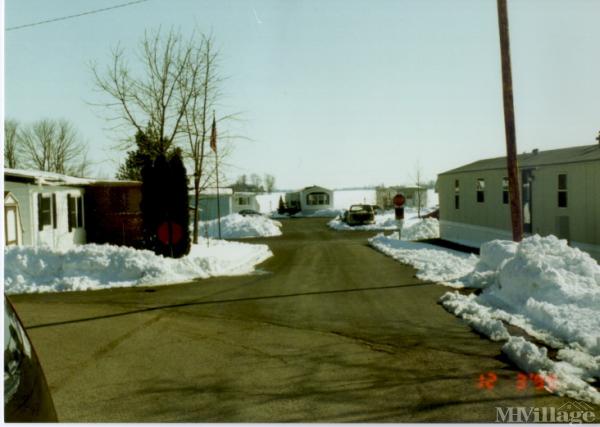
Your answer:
558;174;568;208
502;177;509;204
306;192;329;205
476;178;485;203
454;180;460;209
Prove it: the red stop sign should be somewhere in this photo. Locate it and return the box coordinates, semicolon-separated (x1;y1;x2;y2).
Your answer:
157;222;183;245
393;193;406;207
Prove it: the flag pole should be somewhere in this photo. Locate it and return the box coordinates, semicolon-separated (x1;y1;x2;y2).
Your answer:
211;111;222;240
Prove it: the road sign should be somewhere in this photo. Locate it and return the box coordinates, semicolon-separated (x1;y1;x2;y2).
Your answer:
393;193;406;207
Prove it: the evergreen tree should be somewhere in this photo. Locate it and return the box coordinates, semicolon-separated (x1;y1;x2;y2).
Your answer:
140;156;159;251
116;128;162;181
140;150;191;258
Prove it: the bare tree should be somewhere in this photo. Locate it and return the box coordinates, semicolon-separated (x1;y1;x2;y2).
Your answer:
412;162;426;218
4;119;20;168
264;174;276;193
93;29;238;244
18;119;89;176
92;28;199;154
250;173;262;192
179;34;223;243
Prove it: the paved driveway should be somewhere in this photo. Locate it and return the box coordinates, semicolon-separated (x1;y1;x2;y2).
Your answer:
10;218;589;421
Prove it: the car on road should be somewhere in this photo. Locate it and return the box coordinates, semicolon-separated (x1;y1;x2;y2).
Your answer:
4;297;58;422
342;204;376;226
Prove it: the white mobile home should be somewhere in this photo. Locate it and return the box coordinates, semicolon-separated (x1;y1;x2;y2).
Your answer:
4;169;91;250
232;192;260;213
285;185;334;214
437;144;600;260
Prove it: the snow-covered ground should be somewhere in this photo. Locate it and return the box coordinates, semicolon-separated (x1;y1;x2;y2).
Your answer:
4;240;272;294
369;234;600;404
198;213;282;239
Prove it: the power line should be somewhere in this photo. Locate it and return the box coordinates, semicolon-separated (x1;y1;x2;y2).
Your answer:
6;0;150;32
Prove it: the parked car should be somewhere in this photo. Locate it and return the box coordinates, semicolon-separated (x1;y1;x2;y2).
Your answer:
4;297;58;422
342;204;375;226
238;209;262;217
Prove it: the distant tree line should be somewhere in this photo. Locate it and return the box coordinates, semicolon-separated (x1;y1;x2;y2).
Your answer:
231;173;276;193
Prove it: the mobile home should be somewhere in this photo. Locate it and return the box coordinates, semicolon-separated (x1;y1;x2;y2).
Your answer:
285;185;334;214
4;169;90;249
437;144;600;260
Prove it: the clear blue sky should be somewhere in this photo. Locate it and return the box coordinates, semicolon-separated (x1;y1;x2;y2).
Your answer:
5;0;600;189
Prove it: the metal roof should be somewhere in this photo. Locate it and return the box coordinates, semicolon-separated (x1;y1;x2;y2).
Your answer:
439;144;600;176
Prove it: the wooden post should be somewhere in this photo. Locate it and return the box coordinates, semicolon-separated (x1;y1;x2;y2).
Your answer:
497;0;523;242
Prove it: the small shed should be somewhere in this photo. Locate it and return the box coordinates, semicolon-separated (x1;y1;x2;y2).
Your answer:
4;192;23;246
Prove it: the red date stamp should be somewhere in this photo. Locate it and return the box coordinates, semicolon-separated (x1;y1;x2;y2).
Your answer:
477;371;557;391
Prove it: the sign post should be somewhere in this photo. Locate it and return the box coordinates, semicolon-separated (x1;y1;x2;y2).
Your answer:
393;193;406;240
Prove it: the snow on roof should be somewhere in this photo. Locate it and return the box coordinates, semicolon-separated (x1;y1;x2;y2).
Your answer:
4;168;136;187
440;144;600;175
4;168;96;186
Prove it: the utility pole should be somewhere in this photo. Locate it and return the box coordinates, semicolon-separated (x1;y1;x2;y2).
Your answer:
497;0;523;242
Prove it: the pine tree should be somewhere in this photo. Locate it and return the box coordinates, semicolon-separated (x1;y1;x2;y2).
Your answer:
116;128;162;181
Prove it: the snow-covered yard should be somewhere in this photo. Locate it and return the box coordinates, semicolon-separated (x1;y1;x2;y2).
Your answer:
4;240;272;294
198;213;282;239
369;233;600;404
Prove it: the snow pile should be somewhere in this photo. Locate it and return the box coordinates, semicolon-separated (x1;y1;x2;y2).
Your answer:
4;241;272;294
371;233;600;403
368;234;477;285
199;213;282;239
401;218;439;241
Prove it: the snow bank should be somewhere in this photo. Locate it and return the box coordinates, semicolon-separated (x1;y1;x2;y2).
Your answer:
199;213;282;239
4;241;272;294
371;233;600;403
401;218;439;241
368;234;477;285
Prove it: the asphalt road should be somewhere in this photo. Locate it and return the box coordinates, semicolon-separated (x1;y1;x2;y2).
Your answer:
10;218;592;422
